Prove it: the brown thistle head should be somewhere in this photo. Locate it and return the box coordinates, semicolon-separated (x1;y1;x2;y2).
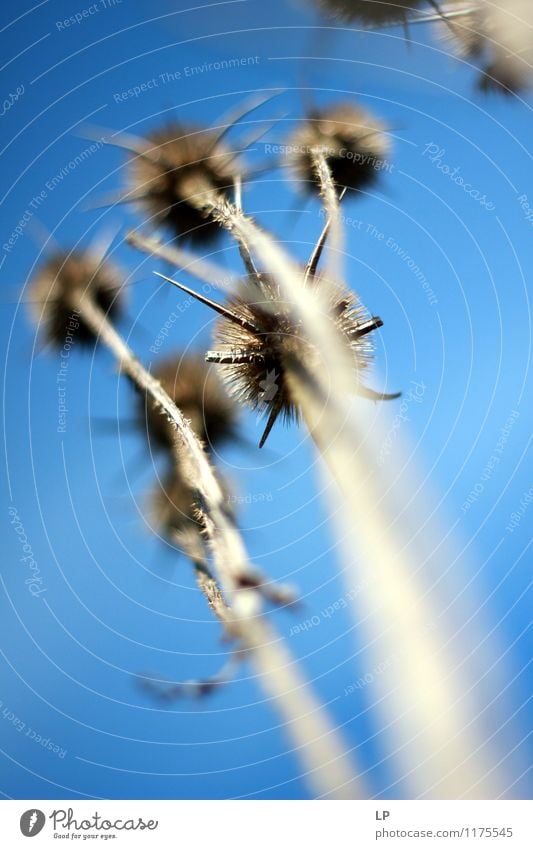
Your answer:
315;0;424;25
139;353;238;454
127;124;238;244
209;272;380;446
287;103;391;194
28;250;123;348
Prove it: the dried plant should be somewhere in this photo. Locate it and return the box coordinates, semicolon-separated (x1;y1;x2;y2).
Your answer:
28;250;124;348
126;124;238;244
27;237;360;799
23;37;520;792
287;103;391;194
138;353;238;455
433;2;485;58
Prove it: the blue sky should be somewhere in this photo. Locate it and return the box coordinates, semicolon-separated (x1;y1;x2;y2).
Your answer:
1;0;532;799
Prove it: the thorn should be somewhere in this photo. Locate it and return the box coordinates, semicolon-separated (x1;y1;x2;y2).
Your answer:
153;272;260;334
209;90;285;153
258;398;283;448
354;316;383;337
304;186;347;283
358;385;401;402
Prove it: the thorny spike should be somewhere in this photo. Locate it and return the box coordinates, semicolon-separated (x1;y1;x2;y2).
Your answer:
401;5;477;27
258;395;284;449
304;186;347;283
81;124;177;171
153;272;260;334
357;385;401;402
208;90;284;153
89;224;121;267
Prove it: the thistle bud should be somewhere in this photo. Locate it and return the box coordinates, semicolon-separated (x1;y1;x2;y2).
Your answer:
139;354;238;454
28;251;123;349
287;103;390;194
127;124;237;244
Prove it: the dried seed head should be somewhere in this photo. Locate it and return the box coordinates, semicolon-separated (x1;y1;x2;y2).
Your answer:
316;0;424;25
287;103;390;193
211;273;376;434
128;124;238;244
28;251;123;348
437;1;533;93
477;58;526;94
139;354;238;454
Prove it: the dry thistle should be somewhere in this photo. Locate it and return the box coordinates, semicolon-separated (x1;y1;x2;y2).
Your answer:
155;262;397;449
28;251;124;348
432;0;533;93
287;103;391;194
315;0;425;25
139;354;238;455
126;124;238;244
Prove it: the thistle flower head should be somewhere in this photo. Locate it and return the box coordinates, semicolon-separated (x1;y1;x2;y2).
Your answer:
316;0;424;25
128;124;238;244
436;0;533;93
140;353;238;454
28;251;123;348
287;103;390;193
210;272;378;444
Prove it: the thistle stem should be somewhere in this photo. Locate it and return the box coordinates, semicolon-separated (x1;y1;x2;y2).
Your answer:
67;288;362;801
225;213;500;798
309;147;343;282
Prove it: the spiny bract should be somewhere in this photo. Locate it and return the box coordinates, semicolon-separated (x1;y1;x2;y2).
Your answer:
212;273;376;429
29;251;123;348
287;103;391;193
128;124;238;245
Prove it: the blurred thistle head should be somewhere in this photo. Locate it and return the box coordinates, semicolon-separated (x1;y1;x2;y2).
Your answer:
149;468;204;557
435;4;485;59
436;0;533;94
139;353;238;454
287;103;391;194
28;250;123;349
127;123;238;245
315;0;424;25
150;467;235;557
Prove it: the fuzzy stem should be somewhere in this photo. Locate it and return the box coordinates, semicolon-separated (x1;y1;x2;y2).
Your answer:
309;147;343;283
67;289;362;800
219;211;500;798
192;558;236;637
